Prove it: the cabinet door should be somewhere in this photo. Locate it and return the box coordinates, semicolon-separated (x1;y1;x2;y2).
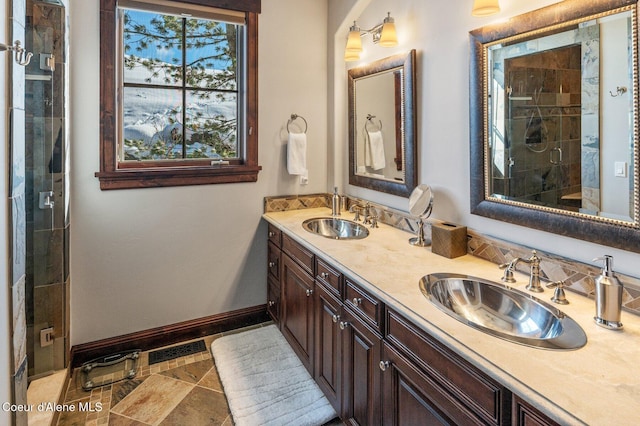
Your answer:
314;283;342;413
513;395;560;426
281;254;315;374
380;342;482;426
267;276;280;323
267;240;281;282
341;308;382;426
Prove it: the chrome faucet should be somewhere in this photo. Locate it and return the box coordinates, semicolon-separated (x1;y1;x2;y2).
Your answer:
349;203;364;221
362;203;372;225
499;250;543;292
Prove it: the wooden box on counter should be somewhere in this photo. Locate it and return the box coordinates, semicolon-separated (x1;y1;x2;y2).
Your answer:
431;222;468;259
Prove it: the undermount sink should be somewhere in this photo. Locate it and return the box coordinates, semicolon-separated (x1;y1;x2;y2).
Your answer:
420;273;587;350
302;217;369;240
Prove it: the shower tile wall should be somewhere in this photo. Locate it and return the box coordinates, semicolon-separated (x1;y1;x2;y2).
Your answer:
504;46;583;210
25;0;69;380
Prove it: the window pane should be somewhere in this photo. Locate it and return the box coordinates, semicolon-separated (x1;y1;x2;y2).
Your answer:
185;19;238;90
185;90;238;159
122;87;184;160
123;9;183;87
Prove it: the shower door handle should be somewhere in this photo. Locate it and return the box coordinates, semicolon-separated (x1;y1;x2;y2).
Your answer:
39;191;55;209
550;147;563;165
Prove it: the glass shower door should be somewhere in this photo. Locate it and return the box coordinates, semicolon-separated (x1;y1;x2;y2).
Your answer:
25;0;67;380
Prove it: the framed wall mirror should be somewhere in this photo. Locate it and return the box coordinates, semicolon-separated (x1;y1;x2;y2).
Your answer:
470;0;640;253
348;49;417;197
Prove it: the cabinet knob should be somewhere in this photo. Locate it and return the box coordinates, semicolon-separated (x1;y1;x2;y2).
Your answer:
339;321;350;330
332;314;340;323
306;289;314;297
268;231;275;238
268;300;275;307
352;297;362;306
268;261;276;268
321;272;329;279
379;361;390;371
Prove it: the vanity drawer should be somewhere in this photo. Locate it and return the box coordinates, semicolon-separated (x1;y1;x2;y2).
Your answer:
315;257;342;298
385;309;507;425
267;241;281;281
344;278;383;332
283;233;314;276
267;223;282;247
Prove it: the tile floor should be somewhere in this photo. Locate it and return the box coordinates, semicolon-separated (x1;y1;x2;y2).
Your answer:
53;323;342;426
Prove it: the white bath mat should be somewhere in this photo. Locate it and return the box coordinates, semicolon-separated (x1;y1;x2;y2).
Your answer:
211;324;337;426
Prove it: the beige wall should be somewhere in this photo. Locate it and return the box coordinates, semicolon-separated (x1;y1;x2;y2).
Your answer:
330;0;640;275
67;0;640;347
69;0;328;345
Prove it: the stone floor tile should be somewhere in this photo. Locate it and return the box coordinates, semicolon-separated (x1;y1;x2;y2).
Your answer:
110;375;193;425
158;359;214;385
158;385;230;425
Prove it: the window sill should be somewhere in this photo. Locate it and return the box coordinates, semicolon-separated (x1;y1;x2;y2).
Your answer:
95;165;262;190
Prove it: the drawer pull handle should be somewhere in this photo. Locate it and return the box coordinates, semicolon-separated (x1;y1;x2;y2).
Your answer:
268;300;275;307
306;289;314;297
332;314;340;323
268;231;275;238
268;261;276;268
352;297;362;306
379;361;390;371
321;272;329;279
339;321;350;330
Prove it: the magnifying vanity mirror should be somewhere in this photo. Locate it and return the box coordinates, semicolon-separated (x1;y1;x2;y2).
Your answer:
408;184;433;247
348;49;417;197
470;0;640;253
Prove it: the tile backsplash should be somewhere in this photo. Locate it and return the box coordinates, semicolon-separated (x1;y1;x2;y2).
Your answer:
265;193;640;317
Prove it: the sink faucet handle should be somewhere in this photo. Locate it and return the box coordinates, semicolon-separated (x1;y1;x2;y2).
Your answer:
349;204;363;221
498;258;520;283
546;280;569;305
369;214;378;228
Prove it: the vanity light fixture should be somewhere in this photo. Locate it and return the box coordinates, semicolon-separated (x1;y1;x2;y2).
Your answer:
472;0;500;16
344;12;398;62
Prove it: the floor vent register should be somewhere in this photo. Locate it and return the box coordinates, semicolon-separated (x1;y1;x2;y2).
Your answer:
148;340;207;365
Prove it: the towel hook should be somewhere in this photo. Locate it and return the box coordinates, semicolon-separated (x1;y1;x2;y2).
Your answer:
0;40;33;66
287;114;308;134
365;114;382;132
610;86;628;97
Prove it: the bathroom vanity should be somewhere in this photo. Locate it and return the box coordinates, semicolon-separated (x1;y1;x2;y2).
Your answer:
263;207;640;426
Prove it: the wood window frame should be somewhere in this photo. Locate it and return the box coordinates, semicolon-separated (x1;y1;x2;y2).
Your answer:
96;0;261;190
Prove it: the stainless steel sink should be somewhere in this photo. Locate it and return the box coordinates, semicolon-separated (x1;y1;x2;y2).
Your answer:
302;217;369;240
420;273;587;350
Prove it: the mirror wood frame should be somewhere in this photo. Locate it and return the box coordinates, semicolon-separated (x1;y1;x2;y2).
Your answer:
348;49;417;197
469;0;640;253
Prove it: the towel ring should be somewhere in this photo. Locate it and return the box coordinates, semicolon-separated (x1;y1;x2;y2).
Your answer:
287;114;308;134
365;114;382;132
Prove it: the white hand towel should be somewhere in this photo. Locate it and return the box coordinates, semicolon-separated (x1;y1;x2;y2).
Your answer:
366;130;386;170
287;132;308;178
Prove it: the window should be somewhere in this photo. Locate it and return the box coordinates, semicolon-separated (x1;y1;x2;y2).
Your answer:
97;0;261;189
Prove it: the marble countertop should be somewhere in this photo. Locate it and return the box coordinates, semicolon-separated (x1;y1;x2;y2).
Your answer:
263;207;640;426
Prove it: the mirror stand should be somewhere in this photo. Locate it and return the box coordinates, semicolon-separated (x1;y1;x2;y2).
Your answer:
409;219;430;247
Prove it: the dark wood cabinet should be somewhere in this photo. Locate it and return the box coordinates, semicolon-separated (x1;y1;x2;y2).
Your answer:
341;307;382;425
267;225;564;426
267;276;280;322
281;254;315;374
381;341;486;426
314;282;343;413
385;309;509;426
513;395;560;426
267;240;281;282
